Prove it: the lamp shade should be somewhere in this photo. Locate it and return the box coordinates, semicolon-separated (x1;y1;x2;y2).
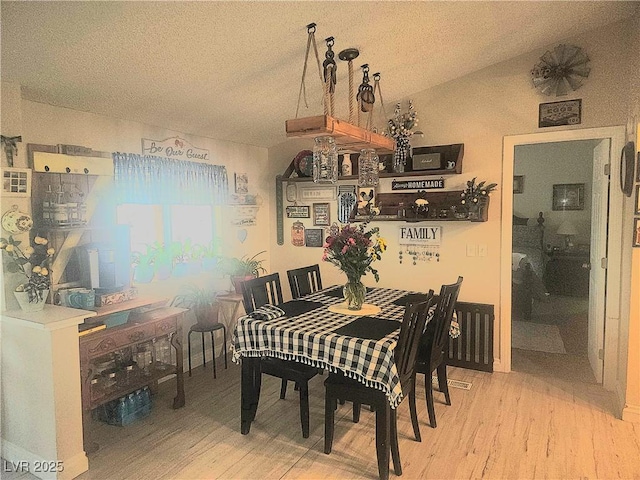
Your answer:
556;220;578;236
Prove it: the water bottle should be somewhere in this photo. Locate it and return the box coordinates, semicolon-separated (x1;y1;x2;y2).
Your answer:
125;393;136;424
115;396;126;425
142;386;152;415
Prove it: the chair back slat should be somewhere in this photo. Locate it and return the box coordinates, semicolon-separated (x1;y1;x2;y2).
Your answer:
428;276;463;365
395;291;435;390
241;273;283;314
287;264;323;299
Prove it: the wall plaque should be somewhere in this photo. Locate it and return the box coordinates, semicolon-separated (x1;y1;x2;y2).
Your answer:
305;228;324;247
398;226;441;245
392;178;445;190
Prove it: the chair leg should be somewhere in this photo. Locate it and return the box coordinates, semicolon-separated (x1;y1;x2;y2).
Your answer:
375;404;390;480
187;331;193;377
408;378;421;442
280;379;287;399
299;382;310;438
211;331;217;379
201;332;206;367
222;325;228;369
437;362;451;405
425;371;437;428
353;402;361;423
390;409;401;476
324;392;336;454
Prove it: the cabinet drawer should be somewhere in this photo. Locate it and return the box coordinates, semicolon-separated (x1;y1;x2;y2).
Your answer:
113;323;157;346
81;323;157;356
155;316;178;337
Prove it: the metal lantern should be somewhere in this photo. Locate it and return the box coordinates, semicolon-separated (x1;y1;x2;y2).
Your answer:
358;148;379;187
313;135;338;184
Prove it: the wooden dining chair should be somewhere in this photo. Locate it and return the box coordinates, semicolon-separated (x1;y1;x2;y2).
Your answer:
240;273;318;438
287;264;323;299
324;292;435;480
413;276;463;428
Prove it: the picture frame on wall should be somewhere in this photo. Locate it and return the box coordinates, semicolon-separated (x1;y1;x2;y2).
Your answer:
234;172;248;194
635;185;640;215
538;99;582;128
634;218;640;248
513;175;524;194
552;183;585;211
1;167;31;197
304;228;324;247
312;202;330;226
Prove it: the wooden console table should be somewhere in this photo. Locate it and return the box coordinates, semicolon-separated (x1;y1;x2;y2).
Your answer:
79;306;187;452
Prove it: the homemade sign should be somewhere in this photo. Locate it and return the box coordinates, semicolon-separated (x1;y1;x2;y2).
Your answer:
398;226;441;245
392;178;445;190
141;136;209;161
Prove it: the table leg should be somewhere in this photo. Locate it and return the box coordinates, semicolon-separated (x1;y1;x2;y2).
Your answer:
171;330;186;409
375;404;390;480
241;357;261;434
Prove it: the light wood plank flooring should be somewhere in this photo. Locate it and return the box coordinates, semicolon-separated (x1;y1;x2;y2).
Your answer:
4;360;640;479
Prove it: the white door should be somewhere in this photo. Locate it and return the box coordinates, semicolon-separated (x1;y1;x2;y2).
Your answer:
588;139;610;382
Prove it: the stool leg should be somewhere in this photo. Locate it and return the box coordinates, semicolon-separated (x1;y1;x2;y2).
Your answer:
211;331;217;379
188;331;193;377
201;332;206;368
222;325;228;369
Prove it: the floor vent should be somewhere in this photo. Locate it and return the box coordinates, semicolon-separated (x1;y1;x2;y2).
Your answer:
447;301;494;372
431;376;473;390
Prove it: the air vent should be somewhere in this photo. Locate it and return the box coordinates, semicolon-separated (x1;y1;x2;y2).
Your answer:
32;152;113;176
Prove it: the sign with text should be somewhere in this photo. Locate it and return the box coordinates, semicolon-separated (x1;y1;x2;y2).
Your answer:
398;226;441;245
141;136;209;161
392;178;445;190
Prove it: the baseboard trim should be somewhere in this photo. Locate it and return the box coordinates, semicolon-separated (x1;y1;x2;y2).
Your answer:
622;403;640;423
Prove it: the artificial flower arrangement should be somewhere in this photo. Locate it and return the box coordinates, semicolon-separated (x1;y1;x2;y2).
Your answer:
387;100;420;172
1;234;54;303
322;219;387;283
460;177;498;206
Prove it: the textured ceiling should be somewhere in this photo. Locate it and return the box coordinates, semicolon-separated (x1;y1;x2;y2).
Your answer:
1;1;638;149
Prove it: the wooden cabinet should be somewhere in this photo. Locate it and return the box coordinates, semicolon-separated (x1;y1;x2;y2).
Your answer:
79;306;186;451
544;251;590;297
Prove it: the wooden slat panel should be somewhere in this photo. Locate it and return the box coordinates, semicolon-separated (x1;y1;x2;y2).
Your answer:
447;301;494;372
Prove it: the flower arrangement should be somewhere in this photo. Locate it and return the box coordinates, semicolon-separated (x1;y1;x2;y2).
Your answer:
387;100;420;172
1;234;54;303
460;177;498;206
322;221;387;282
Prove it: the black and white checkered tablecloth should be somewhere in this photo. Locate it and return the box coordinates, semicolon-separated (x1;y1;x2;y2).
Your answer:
231;286;420;409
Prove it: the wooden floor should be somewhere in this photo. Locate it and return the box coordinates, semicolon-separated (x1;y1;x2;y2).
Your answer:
5;359;640;480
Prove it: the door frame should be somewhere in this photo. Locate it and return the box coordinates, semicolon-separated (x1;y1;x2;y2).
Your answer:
500;126;625;391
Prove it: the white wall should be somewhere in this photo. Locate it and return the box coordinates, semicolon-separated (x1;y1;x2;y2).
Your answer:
267;17;635;369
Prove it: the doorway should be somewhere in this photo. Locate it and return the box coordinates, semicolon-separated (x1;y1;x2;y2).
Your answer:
510;140;601;383
500;126;626;393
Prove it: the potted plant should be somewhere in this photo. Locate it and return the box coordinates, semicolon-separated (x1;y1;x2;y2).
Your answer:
221;251;267;293
201;237;223;272
173;284;220;327
172;239;204;277
131;244;157;284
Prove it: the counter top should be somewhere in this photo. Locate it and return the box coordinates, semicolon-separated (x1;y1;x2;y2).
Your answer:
1;304;96;331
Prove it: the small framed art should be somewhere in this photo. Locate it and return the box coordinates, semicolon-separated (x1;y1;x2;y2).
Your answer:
234;173;248;194
635;185;640;215
1;167;31;197
304;228;324;247
513;175;524;194
552;183;585;211
539;99;582;128
634;218;640;248
313;203;330;226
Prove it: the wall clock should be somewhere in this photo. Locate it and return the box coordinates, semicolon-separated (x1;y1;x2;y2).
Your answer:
531;44;590;97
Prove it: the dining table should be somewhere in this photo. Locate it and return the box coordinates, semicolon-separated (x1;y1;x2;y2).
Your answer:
231;285;432;479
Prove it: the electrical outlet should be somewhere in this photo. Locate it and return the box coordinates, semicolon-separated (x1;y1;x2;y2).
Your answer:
466;244;476;257
478;244;487;257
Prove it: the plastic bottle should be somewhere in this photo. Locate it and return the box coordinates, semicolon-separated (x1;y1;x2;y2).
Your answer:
125;393;136;424
341;154;352;176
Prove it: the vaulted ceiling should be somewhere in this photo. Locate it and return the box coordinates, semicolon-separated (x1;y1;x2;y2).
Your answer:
1;1;638;149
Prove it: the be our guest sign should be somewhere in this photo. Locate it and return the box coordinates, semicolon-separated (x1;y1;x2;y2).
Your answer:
142;136;209;161
398;226;441;245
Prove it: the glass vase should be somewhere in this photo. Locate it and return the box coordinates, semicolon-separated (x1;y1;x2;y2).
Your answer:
313;135;338;184
358;148;379;187
343;276;366;311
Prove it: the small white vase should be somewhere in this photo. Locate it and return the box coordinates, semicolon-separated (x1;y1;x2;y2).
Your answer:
14;289;49;312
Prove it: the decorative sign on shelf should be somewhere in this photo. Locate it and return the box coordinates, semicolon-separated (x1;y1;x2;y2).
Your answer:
299;185;336;201
398;226;441;245
286;206;310;218
392;178;445;191
141;136;210;161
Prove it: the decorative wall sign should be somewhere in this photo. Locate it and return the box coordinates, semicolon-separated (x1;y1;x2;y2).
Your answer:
635;185;640;215
552;183;585;211
391;178;445;190
634;218;640;248
513;175;524;194
313;203;330;226
234;173;248;194
304;228;324;247
286;205;310;218
539;99;582;128
286;183;297;202
1;167;31;197
230;206;258;226
292;221;305;246
141;136;210;161
398;226;441;245
338;191;357;223
299;185;336;201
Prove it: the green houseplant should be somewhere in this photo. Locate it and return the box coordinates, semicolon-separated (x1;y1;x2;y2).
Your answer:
173;284;220;327
131;244;157;284
221;251;267;293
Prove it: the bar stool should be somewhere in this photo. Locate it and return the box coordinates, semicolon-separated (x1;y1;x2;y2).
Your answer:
188;320;227;378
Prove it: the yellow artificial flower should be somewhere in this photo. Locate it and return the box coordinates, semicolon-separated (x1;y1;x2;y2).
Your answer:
47;248;55;256
24;246;34;255
6;244;15;252
32;266;42;274
40;268;49;276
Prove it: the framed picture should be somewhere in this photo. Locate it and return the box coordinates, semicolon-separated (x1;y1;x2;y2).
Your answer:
304;228;324;248
313;203;330;226
1;167;31;197
286;205;310;218
552;183;585;211
634;218;640;248
635;185;640;215
539;99;582;128
234;173;248;194
357;186;376;216
513;175;524;194
636;150;640;182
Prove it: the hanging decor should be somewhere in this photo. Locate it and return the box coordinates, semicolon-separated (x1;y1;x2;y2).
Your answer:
531;44;590;97
312;135;338;183
358;148;379;187
338;47;360;124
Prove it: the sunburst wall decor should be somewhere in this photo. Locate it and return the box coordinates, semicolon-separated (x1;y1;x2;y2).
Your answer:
531;44;591;97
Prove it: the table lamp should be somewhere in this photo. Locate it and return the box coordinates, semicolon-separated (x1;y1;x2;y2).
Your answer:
557;220;578;250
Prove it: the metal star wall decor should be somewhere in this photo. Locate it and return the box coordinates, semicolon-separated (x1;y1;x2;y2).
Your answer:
531;44;591;97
